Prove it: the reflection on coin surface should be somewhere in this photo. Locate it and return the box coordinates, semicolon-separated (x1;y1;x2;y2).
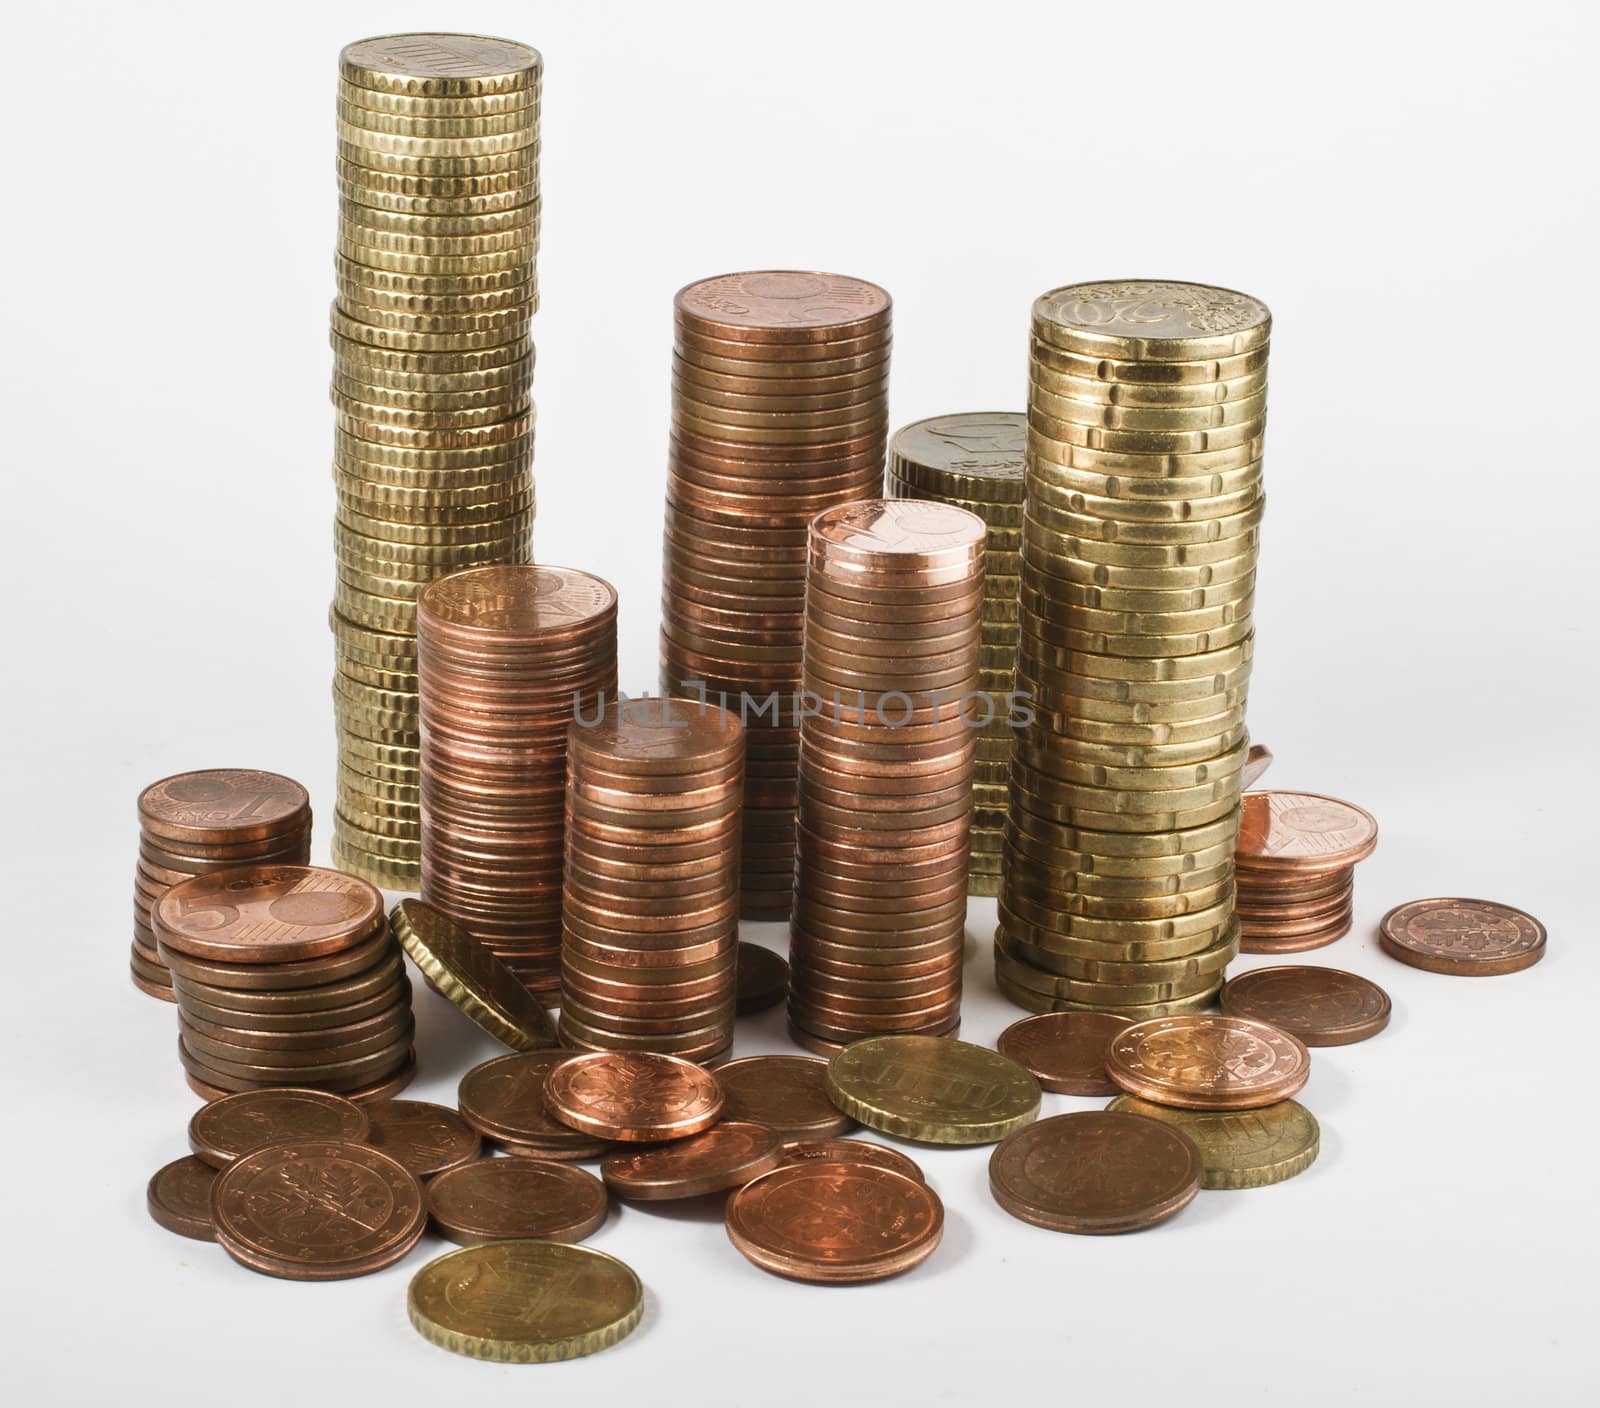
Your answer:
774;1137;925;1182
1106;1015;1310;1110
544;1050;723;1141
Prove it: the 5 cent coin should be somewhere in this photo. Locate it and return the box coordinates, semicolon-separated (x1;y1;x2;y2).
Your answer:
1378;898;1547;976
1106;1014;1311;1110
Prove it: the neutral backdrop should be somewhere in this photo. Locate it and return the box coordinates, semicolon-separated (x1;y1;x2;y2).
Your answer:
3;2;1595;1403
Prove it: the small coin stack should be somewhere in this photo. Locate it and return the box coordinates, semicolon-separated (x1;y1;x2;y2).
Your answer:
132;771;312;1001
560;698;745;1064
788;501;987;1055
1235;791;1377;952
153;864;415;1100
659;271;892;921
888;413;1026;896
998;280;1270;1018
417;565;618;998
330;34;543;891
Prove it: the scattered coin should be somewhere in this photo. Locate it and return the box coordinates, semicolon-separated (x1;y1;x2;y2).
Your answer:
145;1156;218;1241
457;1050;615;1158
1106;1095;1320;1189
995;1011;1133;1094
188;1088;370;1168
602;1121;782;1200
715;1055;855;1137
1378;898;1547;976
775;1137;925;1182
426;1157;608;1243
736;941;789;1014
1105;1014;1311;1110
989;1111;1202;1232
1220;965;1391;1045
544;1051;724;1142
364;1099;483;1177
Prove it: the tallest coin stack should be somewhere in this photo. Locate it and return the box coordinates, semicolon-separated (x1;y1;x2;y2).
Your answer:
997;281;1270;1018
329;35;542;891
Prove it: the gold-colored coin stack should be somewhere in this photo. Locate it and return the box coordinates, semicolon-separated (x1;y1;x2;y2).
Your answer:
888;413;1026;897
329;34;543;891
659;271;891;922
997;280;1269;1018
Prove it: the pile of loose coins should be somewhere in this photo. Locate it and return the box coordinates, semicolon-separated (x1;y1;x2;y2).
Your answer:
329;35;544;891
132;770;311;1000
788;501;987;1055
418;565;618;998
888;413;1027;896
658;271;892;920
1235;790;1379;951
559;697;745;1062
998;279;1270;1018
153;866;415;1100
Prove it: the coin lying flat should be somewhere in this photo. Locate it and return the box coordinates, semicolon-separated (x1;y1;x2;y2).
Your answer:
715;1055;855;1137
188;1088;369;1168
1106;1095;1320;1189
1220;966;1391;1045
989;1111;1202;1232
995;1011;1133;1094
458;1050;615;1159
145;1156;217;1241
825;1036;1040;1145
602;1121;781;1200
363;1099;482;1177
736;942;788;1014
1105;1014;1311;1110
544;1051;724;1142
1378;898;1546;976
426;1157;608;1244
775;1137;925;1182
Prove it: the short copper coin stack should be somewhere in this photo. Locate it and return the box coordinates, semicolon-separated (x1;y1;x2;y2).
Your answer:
559;697;745;1064
658;271;892;921
997;280;1270;1018
329;34;543;891
1235;790;1378;952
153;864;415;1101
889;413;1026;896
418;565;618;998
132;771;312;1001
788;500;987;1055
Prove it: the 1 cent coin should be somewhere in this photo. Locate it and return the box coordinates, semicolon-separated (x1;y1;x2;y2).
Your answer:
1235;790;1377;873
1106;1095;1320;1189
544;1051;724;1142
1106;1015;1311;1110
364;1099;483;1178
825;1036;1040;1145
715;1055;855;1137
188;1088;370;1168
736;941;789;1014
995;1011;1134;1094
145;1156;217;1241
1220;966;1392;1045
601;1121;782;1199
776;1137;925;1182
426;1158;608;1244
1378;898;1547;976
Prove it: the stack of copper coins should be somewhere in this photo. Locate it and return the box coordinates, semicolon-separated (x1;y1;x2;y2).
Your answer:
1235;790;1378;951
888;413;1026;896
132;771;312;1002
788;500;987;1056
997;280;1269;1018
658;271;891;921
559;698;745;1064
417;565;618;998
153;864;415;1100
329;34;543;891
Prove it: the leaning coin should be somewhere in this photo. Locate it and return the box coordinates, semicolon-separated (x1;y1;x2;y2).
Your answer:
145;1156;217;1241
995;1011;1133;1095
775;1137;926;1182
544;1051;724;1142
363;1100;483;1177
426;1158;608;1244
715;1055;855;1137
736;942;789;1014
1219;966;1392;1045
601;1121;781;1200
825;1036;1039;1145
1106;1015;1311;1110
188;1088;369;1168
1106;1095;1320;1189
1378;897;1547;976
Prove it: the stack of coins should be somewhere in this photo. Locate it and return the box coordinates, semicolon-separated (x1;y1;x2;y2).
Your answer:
658;271;891;921
330;34;543;891
560;698;745;1064
153;865;415;1100
997;280;1269;1017
788;500;986;1055
132;771;312;1001
417;565;618;998
888;413;1026;896
1235;791;1378;952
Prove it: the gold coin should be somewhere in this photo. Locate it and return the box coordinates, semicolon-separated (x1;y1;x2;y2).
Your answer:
334;282;534;322
341;35;542;98
1012;731;1247;788
1019;632;1253;683
1027;426;1265;476
333;580;418;634
1023;498;1264;550
1030;337;1268;387
341;196;539;240
336;728;420;769
331;382;530;426
336;520;523;566
825;1036;1039;1146
330;835;421;889
1019;567;1256;616
329;606;415;656
333;409;533;451
1027;480;1263;529
331;333;531;376
1022;535;1257;593
1025;527;1259;573
993;942;1232;1005
1019;650;1253;706
888;412;1026;501
338;216;538;259
331;304;531;353
337;98;535;139
1004;807;1239;868
1105;1096;1318;1189
331;377;531;418
1030;406;1264;457
1031;281;1271;362
333;458;531;500
336;482;534;525
1031;385;1267;433
995;965;1221;1018
1031;364;1268;407
996;900;1231;965
1028;456;1263;502
335;652;419;692
337;139;538;179
335;80;539;117
336;238;535;277
337;176;535;217
339;503;534;546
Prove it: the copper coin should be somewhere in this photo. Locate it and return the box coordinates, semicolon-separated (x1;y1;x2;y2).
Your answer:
989;1112;1202;1234
155;865;383;964
145;1156;217;1241
176;996;412;1048
188;1087;370;1167
493;1133;614;1161
179;1028;414;1084
1378;897;1547;976
675;272;891;343
725;1162;942;1283
543;1051;724;1141
139;832;311;876
995;1012;1135;1095
418;565;617;646
715;1056;856;1137
601;1121;781;1200
210;1139;426;1279
1106;1015;1312;1110
736;942;788;1014
183;1051;417;1105
1235;790;1378;873
138;770;310;845
458;1050;613;1155
363;1099;483;1177
172;952;407;1017
426;1157;608;1244
1218;966;1391;1045
775;1137;925;1181
157;926;396;992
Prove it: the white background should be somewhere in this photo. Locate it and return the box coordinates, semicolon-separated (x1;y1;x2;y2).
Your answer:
3;1;1595;1403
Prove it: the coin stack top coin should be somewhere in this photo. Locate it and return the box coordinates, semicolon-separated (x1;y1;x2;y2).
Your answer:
153;864;416;1100
559;696;744;1065
787;499;987;1055
132;771;312;1001
417;564;619;998
889;413;1025;897
658;271;892;921
997;280;1270;1018
330;34;543;891
1234;790;1377;952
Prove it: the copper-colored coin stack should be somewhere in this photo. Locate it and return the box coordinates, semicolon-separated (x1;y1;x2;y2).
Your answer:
132;771;312;1002
417;565;618;998
329;34;543;892
559;698;745;1064
153;864;415;1100
659;271;892;921
888;413;1026;897
1235;791;1378;952
997;280;1270;1018
788;500;987;1055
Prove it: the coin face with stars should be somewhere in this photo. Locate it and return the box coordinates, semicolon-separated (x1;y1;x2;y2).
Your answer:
1379;898;1546;976
1221;966;1392;1045
1106;1014;1311;1110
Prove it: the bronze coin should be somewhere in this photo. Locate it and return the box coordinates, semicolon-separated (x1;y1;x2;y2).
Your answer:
145;1155;218;1241
426;1157;608;1244
138;770;310;845
989;1112;1202;1233
994;1012;1135;1095
493;1133;614;1161
1106;1015;1311;1110
601;1121;782;1200
211;1139;426;1279
1235;790;1378;873
155;865;384;964
171;952;407;1017
139;833;311;876
736;942;788;1014
179;1029;415;1084
175;997;412;1048
714;1056;856;1138
457;1050;611;1154
1378;897;1547;976
774;1137;925;1181
188;1087;370;1167
544;1051;724;1141
363;1099;483;1177
1219;966;1392;1045
156;926;395;992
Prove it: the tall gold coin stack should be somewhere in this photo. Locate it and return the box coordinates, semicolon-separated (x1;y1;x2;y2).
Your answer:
888;413;1026;897
659;272;891;922
997;280;1270;1018
329;34;543;891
